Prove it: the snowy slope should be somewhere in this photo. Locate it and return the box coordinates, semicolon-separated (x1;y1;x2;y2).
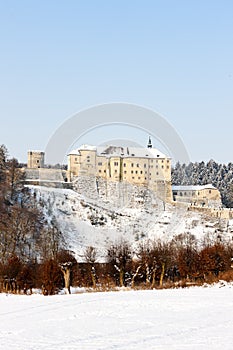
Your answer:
1;284;233;349
27;181;233;261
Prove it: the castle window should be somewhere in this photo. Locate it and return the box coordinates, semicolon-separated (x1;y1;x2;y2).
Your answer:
37;160;40;163
167;166;169;169
156;172;159;175
137;164;139;167
132;176;135;179
131;170;133;174
98;162;102;166
209;190;212;194
145;171;147;174
135;170;138;174
140;171;143;174
115;169;117;173
162;160;164;163
131;163;134;167
114;162;118;166
145;177;147;180
156;165;158;169
75;157;78;161
87;159;90;162
138;177;141;180
123;163;126;167
167;159;169;163
124;171;127;174
104;170;106;173
144;164;147;168
99;170;102;173
161;165;164;169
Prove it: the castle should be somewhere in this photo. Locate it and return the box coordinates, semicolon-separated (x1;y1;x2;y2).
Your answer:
67;138;172;202
26;139;221;207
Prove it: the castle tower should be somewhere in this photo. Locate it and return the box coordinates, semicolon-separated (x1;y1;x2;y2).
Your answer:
27;151;45;168
147;136;152;148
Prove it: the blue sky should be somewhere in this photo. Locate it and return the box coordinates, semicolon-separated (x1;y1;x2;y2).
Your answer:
0;1;232;164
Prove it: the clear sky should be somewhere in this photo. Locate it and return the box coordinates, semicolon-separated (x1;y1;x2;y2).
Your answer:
0;0;232;164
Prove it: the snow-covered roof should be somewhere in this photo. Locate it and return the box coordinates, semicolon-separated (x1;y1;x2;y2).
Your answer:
69;144;97;155
69;144;168;159
172;184;217;191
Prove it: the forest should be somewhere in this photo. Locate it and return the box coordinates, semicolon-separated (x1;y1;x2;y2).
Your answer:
0;144;233;295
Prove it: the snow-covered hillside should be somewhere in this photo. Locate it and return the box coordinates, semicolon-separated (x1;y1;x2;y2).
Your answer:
27;178;233;261
1;283;233;350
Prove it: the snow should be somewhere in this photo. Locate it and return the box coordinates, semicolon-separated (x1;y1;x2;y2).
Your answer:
172;184;217;191
1;285;233;349
26;183;233;262
69;144;168;158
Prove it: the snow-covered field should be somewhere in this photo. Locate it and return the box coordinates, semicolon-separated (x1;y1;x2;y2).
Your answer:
1;284;233;350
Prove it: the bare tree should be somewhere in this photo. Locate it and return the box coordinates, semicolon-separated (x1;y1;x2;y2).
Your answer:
83;246;98;288
107;240;132;287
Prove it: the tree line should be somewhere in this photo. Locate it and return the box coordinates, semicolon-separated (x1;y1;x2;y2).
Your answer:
1;235;233;295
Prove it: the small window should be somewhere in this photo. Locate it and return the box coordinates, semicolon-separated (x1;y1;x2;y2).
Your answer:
37;160;40;163
98;162;102;166
115;169;117;173
124;171;127;174
123;163;126;167
156;172;159;175
135;170;138;174
137;163;139;167
138;177;141;180
145;177;147;180
104;170;106;173
209;190;211;194
132;176;135;179
161;165;164;169
140;171;143;174
167;166;169;169
131;170;133;174
131;163;134;167
75;157;78;161
99;170;101;173
144;164;147;168
114;162;118;166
